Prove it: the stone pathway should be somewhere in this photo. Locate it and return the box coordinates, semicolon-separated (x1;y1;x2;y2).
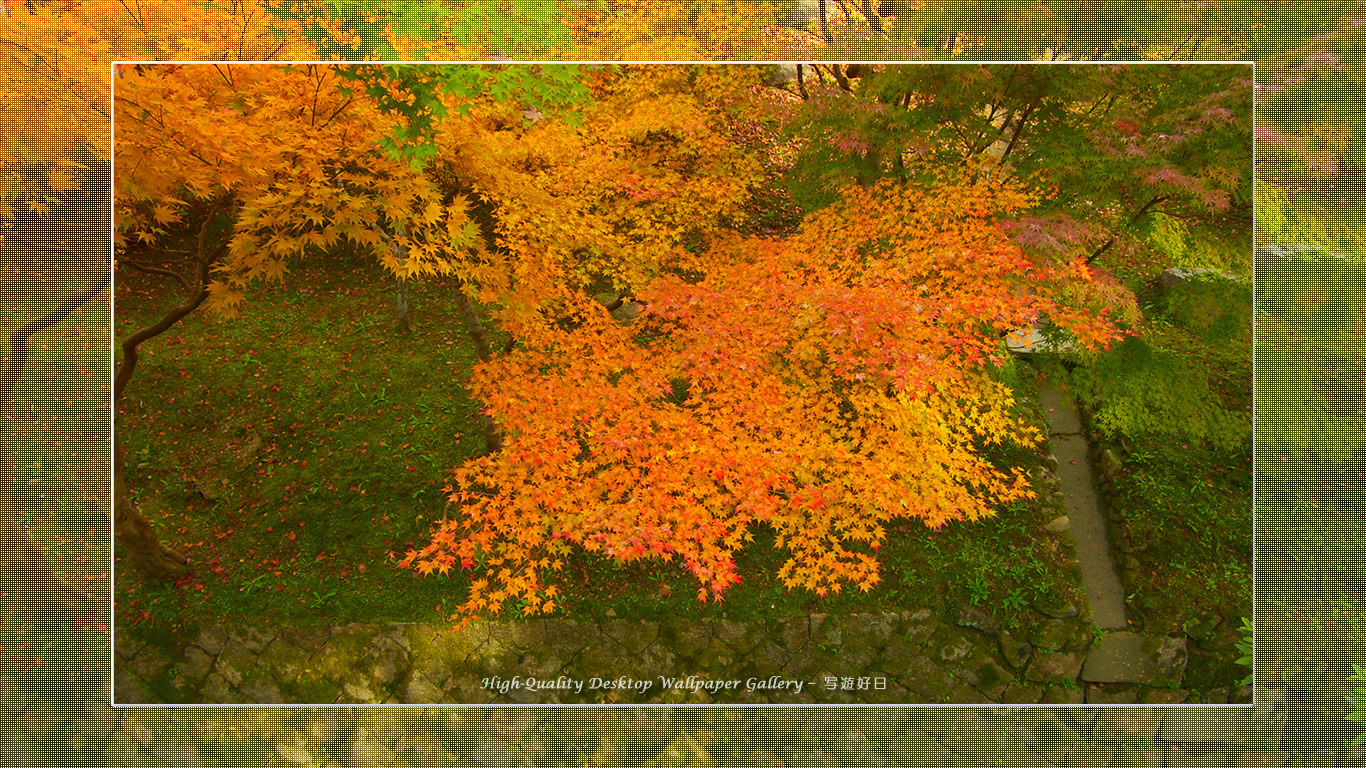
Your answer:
1037;379;1129;632
1036;378;1203;694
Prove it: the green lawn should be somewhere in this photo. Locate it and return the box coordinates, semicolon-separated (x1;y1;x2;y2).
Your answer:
113;252;1086;649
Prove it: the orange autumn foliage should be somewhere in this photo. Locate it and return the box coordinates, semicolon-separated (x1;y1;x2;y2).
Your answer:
114;64;484;313
400;173;1126;625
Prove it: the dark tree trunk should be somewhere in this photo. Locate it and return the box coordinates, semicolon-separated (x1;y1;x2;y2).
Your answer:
452;284;504;453
0;270;111;618
113;205;226;581
113;434;188;580
395;276;414;335
818;0;834;44
381;227;415;335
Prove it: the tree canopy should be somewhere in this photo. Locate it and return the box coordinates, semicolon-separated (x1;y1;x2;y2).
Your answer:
105;62;1253;625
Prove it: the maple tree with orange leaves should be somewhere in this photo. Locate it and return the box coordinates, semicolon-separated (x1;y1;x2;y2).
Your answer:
399;170;1127;624
105;63;1142;626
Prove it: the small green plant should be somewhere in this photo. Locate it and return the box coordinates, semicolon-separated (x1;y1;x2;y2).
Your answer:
308;589;337;609
1091;626;1109;647
965;574;990;606
1002;587;1030;614
239;574;268;596
1346;664;1366;747
1233;616;1253;686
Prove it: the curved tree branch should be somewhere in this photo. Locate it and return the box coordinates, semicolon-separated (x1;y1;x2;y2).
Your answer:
114;198;228;401
114;244;221;401
118;258;192;292
0;270;112;616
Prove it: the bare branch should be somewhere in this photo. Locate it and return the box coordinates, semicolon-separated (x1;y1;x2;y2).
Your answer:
119;258;192;292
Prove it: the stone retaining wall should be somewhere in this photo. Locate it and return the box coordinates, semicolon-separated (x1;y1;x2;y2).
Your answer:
5;677;1351;768
116;605;1235;705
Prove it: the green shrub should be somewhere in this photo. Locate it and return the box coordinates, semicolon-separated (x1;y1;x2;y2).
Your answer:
1067;275;1251;451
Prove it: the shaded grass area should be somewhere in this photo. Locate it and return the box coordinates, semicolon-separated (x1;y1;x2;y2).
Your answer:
1061;274;1253;692
1111;437;1252;691
114;254;1082;654
1;262;112;696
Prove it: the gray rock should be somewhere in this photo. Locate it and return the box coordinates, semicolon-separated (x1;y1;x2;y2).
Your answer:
1024;712;1084;762
471;736;524;768
255;638;312;687
275;741;315;765
930;629;977;666
998;631;1033;669
1139;687;1189;704
1228;751;1292;767
403;672;447;704
946;683;990;703
126;642;172;684
1199;687;1230;704
1157;707;1255;744
1091;709;1161;742
1024;650;1084;684
485;620;547;655
307;710;354;743
199;672;249;704
228;624;276;654
1099;448;1123;482
900;609;939;645
1161;746;1232;768
339;673;378;704
349;729;397;766
363;635;408;690
781;0;852;26
766;63;799;86
1084;683;1138;703
212;644;257;688
237;674;284;704
1029;618;1076;651
278;625;332;653
714;619;764;654
781;616;810;651
1060;709;1098;729
1080;631;1187;687
643;734;714;767
844;612;900;644
953;604;999;636
832;636;878;673
601;619;659;655
1000;682;1043;703
898;656;956;702
1157;265;1244;292
661;621;712;660
1044;515;1070;533
1040;683;1084;703
1183;613;1224;641
960;654;1014;700
1108;741;1163;768
1033;593;1079;619
114;629;145;662
809;613;844;649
